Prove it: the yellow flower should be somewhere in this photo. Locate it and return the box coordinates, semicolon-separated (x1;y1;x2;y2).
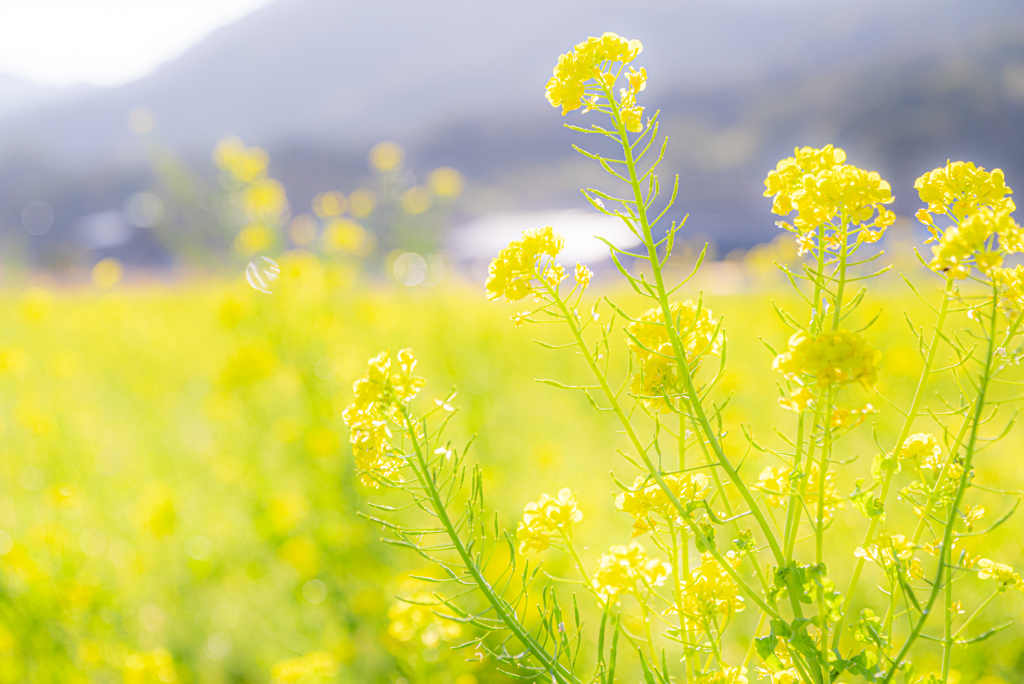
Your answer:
977;558;1023;590
753;465;792;508
753;463;843;521
929;206;1022;278
764;145;893;237
915;161;1014;224
627;301;722;409
243;178;288;221
676;552;745;622
485;226;565;302
899;433;942;470
545;32;643;115
575;262;593;288
591;541;669;602
615;473;712;536
772;329;881;389
341;349;427;488
854;534;915;574
516;488;583;554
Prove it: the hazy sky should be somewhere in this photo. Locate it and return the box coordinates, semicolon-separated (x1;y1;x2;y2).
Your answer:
0;0;273;88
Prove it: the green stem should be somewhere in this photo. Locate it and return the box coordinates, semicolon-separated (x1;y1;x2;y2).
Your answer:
402;408;576;684
541;279;781;620
601;82;788;580
833;276;955;648
951;590;999;641
880;284;999;684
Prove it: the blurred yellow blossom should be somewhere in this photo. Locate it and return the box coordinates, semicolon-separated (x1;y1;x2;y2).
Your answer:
387;582;462;647
123;648;177;684
428;167;464;198
312;190;347;218
270;650;339;683
591;541;669;603
92;257;124;289
616;472;712;536
234;223;275;256
369;141;404;172
348;188;376;217
773;329;881;389
516;488;583;554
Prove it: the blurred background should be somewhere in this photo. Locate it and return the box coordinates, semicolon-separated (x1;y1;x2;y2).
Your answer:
3;1;1024;683
1;0;1022;279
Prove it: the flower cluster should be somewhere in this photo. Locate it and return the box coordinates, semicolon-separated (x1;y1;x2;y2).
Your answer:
676;553;745;622
773;329;881;390
899;433;943;471
928;206;1023;278
915;161;1014;224
754;463;844;521
854;534;923;580
764;145;894;240
590;542;670;603
485;226;565;302
341;349;426;488
516;488;583;554
627;301;722;409
545;32;642;116
616;472;712;536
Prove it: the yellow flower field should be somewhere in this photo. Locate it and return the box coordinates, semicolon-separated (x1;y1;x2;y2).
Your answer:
0;259;1022;682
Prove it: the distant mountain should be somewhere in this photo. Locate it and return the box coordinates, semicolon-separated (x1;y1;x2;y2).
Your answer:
2;0;1021;164
1;0;1022;266
0;73;95;123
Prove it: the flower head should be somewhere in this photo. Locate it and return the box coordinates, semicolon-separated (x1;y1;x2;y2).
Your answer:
977;558;1023;591
772;329;881;389
915;161;1014;224
675;553;745;622
546;33;642;115
591;541;669;603
928;206;1022;279
764;146;893;239
516;488;583;554
341;349;427;488
899;433;943;470
485;226;564;302
627;301;722;410
616;472;712;536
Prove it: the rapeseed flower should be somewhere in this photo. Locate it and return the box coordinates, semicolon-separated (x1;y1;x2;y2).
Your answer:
516;488;583;554
772;329;881;389
754;463;844;521
342;349;426;488
545;33;642;115
485;226;564;302
675;552;745;622
694;665;749;684
591;541;669;603
627;301;722;409
928;206;1022;278
915;161;1014;224
899;433;943;470
977;559;1024;591
764;145;894;238
616;472;712;536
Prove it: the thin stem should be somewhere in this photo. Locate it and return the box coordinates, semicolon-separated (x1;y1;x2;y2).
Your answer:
834;276;955;647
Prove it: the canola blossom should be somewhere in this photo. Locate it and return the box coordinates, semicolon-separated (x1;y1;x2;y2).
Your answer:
764;144;895;239
485;225;564;302
545;32;646;131
516;488;583;554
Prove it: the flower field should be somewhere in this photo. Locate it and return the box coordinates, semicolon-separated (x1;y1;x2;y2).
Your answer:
0;261;1021;682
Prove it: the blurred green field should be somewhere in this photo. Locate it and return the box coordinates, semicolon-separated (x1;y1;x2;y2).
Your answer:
1;255;1023;683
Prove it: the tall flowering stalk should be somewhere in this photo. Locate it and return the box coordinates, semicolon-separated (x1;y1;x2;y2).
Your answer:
341;33;1024;684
